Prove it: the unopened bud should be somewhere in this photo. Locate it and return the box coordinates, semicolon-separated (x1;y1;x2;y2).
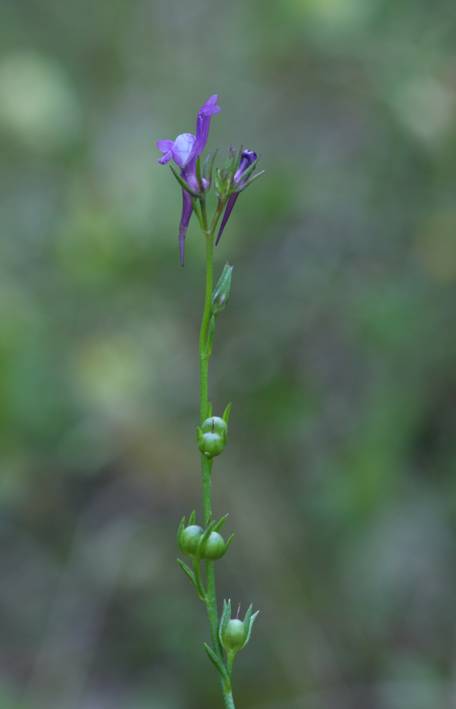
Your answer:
212;264;233;315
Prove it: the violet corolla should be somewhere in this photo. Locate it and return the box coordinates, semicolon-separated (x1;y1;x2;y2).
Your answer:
156;95;221;264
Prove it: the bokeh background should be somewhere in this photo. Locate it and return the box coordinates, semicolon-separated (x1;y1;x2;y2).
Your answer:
1;1;456;707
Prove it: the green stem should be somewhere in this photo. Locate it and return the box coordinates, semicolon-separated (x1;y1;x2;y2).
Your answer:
199;231;220;635
198;204;236;709
222;653;235;709
222;686;236;709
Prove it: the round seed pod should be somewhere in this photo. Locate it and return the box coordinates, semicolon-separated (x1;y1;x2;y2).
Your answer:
179;524;203;555
200;531;227;560
199;431;225;458
201;416;227;438
222;619;246;652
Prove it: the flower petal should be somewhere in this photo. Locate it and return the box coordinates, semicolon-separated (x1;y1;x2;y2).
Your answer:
156;139;174;152
156;139;174;164
200;94;221;116
216;193;239;246
234;149;257;184
189;95;221;165
158;152;172;164
178;189;193;265
171;132;197;169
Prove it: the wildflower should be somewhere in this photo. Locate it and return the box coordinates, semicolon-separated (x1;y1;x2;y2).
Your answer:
156;95;221;264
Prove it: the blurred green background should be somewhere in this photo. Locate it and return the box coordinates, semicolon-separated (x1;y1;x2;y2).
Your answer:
1;1;456;707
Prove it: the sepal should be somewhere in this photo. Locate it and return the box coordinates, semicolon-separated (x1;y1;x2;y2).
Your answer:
203;150;218;188
238;169;265;192
169;164;201;198
176;558;196;586
203;643;229;682
222;402;232;426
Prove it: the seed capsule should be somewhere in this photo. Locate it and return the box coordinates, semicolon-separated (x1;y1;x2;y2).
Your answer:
222;619;246;652
218;599;259;658
201;416;227;437
198;431;225;458
179;524;203;556
200;531;227;560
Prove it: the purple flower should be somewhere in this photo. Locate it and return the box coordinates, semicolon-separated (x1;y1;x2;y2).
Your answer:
216;149;257;246
156;95;221;264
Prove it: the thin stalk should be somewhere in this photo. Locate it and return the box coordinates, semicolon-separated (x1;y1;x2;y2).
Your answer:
198;211;236;708
222;687;236;709
198;227;219;643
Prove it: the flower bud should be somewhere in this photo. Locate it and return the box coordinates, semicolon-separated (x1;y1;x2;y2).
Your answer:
212;264;233;315
178;524;203;556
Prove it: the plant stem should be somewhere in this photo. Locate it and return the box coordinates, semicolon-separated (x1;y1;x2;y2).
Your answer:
223;686;236;709
198;221;236;708
199;230;219;639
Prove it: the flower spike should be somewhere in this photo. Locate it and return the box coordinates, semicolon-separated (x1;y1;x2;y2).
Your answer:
156;94;262;706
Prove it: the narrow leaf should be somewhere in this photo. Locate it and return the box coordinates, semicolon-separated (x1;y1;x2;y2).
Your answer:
203;643;229;682
177;558;196;587
169;164;200;198
192;557;206;601
222;402;232;425
206;315;216;357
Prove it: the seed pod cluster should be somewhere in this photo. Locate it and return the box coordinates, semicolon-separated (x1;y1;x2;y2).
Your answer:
177;512;234;561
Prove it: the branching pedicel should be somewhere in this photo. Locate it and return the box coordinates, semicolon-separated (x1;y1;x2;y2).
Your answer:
156;95;263;708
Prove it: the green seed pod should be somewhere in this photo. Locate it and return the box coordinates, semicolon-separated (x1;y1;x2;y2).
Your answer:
222;619;246;652
201;531;227;560
218;599;259;658
201;416;227;438
179;524;203;556
198;431;225;458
